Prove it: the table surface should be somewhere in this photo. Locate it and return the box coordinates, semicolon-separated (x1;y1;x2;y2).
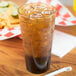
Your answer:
0;0;76;76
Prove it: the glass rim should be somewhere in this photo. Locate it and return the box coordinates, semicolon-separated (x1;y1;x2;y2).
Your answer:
18;3;57;18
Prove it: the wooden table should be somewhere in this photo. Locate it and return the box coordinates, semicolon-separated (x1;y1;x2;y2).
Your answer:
0;0;76;76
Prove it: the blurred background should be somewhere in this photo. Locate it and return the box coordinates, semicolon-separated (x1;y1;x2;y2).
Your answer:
55;0;76;37
60;0;73;6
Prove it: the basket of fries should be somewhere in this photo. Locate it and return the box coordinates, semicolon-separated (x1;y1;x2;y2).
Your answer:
0;1;21;40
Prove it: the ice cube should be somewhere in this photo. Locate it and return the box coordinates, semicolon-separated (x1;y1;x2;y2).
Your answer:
30;12;42;18
44;10;54;15
28;10;30;14
35;5;45;10
44;10;51;14
24;5;30;10
44;8;48;10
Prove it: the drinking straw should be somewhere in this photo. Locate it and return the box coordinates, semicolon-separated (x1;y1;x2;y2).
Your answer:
45;66;72;76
